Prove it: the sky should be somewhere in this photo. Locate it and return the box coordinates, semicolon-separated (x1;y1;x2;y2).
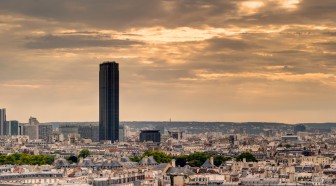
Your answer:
0;0;336;123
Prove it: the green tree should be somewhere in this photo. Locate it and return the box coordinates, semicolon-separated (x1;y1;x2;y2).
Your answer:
66;156;78;164
187;152;209;167
213;155;231;166
78;149;90;158
44;155;55;165
175;155;188;167
0;153;54;165
236;152;257;162
4;155;15;164
0;154;5;164
129;156;142;162
142;151;172;163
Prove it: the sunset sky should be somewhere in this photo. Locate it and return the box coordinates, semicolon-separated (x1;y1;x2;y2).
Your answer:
1;0;336;123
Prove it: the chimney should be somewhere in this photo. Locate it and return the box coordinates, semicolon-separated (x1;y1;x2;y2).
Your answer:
210;157;214;165
172;159;176;167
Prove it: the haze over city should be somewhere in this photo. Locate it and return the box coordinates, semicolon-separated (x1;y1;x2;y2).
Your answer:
1;0;336;123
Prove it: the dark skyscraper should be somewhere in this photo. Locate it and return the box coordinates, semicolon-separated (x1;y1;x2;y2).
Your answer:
99;62;119;142
0;108;6;136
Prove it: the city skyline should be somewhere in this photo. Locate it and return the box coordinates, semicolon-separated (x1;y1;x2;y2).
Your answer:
1;1;336;123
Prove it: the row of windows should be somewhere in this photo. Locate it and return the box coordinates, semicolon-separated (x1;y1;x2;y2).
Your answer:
0;174;62;179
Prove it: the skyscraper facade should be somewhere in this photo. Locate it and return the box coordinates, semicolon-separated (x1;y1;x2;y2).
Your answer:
38;124;53;140
0;108;6;136
9;120;19;135
99;62;119;142
4;120;19;135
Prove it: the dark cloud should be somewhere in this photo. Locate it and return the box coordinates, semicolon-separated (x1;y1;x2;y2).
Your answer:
0;0;163;29
24;34;142;49
206;37;259;51
314;42;336;51
0;0;236;29
1;0;336;30
295;0;336;21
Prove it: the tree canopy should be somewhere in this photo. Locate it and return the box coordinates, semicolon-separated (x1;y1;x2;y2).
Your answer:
236;152;257;162
178;152;231;167
78;149;90;158
130;151;231;167
0;153;54;165
140;151;172;163
130;151;173;163
213;155;231;166
66;155;78;164
186;152;209;167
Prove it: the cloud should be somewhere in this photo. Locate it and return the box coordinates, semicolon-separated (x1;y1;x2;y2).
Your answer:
24;34;143;49
1;0;336;122
0;0;237;29
1;0;336;31
206;37;258;51
314;41;336;51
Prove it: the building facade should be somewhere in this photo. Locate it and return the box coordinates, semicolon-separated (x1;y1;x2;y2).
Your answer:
59;125;79;139
5;120;19;135
140;130;161;143
78;124;99;142
23;125;39;140
38;124;53;140
119;124;124;142
99;62;119;142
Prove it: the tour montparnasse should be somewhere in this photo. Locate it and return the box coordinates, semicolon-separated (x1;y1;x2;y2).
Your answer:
99;61;119;142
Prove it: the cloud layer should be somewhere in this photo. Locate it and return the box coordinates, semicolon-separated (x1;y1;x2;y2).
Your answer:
0;0;336;123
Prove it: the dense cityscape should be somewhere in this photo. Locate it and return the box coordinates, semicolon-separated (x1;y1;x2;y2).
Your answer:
1;62;336;186
1;0;336;185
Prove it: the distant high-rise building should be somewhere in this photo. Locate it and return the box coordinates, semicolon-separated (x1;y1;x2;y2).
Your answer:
119;124;124;142
29;116;39;125
124;125;130;140
4;121;9;135
23;116;45;140
18;124;24;135
10;121;19;135
99;62;119;142
0;108;6;136
78;124;99;142
140;130;161;143
5;120;19;135
23;125;38;140
38;124;53;140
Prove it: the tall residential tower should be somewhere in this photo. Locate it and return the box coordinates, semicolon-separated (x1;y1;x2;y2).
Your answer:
99;62;119;142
